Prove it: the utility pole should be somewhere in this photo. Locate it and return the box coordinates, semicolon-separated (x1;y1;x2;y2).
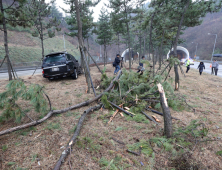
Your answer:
208;33;217;61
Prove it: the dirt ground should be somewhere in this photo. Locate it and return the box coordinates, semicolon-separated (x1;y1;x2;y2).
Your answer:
0;63;222;170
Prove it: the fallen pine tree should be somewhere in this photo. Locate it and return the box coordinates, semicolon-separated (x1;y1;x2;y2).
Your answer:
53;104;103;170
0;70;122;136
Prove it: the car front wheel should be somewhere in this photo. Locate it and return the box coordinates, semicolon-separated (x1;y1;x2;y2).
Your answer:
72;69;78;79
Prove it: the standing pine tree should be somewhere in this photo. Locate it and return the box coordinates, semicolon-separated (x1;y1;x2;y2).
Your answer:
110;12;126;54
96;8;113;66
65;1;94;66
64;0;100;93
0;0;31;80
108;0;145;70
26;0;61;59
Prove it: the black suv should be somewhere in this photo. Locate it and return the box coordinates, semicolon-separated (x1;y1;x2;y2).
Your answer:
42;51;81;80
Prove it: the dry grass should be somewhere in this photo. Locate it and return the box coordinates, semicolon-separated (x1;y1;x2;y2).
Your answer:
0;63;222;169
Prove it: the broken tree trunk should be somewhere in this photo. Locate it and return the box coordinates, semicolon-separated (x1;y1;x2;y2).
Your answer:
53;104;102;170
157;83;172;138
0;71;122;136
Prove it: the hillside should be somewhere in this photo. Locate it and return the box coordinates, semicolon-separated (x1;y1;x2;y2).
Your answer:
181;10;222;60
0;29;126;65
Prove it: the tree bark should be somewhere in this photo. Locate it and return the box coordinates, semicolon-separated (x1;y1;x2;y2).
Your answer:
74;0;90;92
87;38;90;67
174;64;179;90
0;0;12;80
139;33;142;63
118;33;120;54
104;43;106;66
143;30;146;56
159;30;165;70
173;0;190;57
172;0;190;91
157;83;172;138
0;71;122;136
149;13;155;77
126;23;131;69
53;104;102;170
124;0;131;70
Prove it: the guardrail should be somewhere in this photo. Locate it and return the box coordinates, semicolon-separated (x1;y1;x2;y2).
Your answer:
197;60;222;64
0;57;112;73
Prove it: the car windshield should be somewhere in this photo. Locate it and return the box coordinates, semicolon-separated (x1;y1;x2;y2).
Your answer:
43;54;66;66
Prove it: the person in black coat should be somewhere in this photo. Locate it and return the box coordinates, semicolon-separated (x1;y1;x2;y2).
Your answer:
113;54;121;75
197;62;205;75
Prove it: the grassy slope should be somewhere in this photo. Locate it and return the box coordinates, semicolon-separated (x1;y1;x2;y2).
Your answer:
0;31;81;63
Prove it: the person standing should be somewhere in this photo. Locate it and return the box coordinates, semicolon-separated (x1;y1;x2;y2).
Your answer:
113;54;121;75
186;58;191;73
211;60;217;75
215;60;219;76
197;62;205;75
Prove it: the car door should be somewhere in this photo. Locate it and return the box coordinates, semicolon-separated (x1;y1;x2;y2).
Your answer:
70;55;79;68
66;54;74;72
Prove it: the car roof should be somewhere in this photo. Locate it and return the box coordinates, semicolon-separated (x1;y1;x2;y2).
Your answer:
45;51;68;57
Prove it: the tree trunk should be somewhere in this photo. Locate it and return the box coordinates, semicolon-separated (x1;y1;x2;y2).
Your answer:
39;10;44;59
0;0;12;80
174;64;179;90
40;35;44;59
149;13;155;77
104;44;106;66
173;0;190;91
143;31;146;56
173;0;190;57
139;34;142;63
159;31;165;70
126;23;131;70
106;50;108;65
157;83;172;138
124;1;131;70
87;38;90;67
118;33;120;54
74;0;90;92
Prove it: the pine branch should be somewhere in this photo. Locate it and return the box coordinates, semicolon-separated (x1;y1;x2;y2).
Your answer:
0;71;122;136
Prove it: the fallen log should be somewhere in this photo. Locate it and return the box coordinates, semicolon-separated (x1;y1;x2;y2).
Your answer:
53;104;102;170
145;108;180;120
112;137;125;145
0;71;122;136
141;111;159;125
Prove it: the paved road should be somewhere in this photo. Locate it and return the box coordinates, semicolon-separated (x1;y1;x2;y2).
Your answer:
0;69;42;80
0;62;221;79
190;62;222;77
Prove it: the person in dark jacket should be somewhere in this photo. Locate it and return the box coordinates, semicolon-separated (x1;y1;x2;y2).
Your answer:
137;56;145;73
197;62;205;75
114;54;121;75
